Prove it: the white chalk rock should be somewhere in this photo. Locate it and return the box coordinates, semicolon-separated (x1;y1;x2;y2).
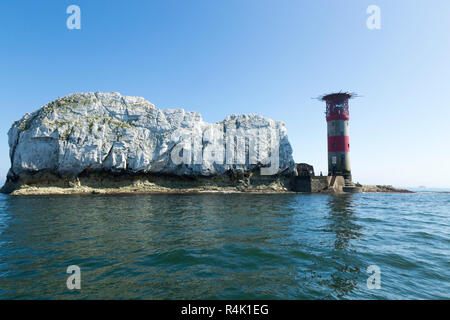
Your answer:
7;92;295;178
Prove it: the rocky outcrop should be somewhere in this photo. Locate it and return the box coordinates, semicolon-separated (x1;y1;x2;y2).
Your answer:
361;185;413;193
2;92;295;194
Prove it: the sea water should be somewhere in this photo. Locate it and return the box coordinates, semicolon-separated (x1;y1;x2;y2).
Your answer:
0;192;448;299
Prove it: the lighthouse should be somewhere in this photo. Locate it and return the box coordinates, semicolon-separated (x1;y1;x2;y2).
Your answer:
320;92;354;182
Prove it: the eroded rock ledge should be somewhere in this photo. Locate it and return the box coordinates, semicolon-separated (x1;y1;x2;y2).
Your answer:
2;92;295;194
5;171;294;195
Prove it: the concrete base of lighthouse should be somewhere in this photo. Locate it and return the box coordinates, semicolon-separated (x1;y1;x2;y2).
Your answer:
291;163;362;193
291;175;361;193
342;176;362;193
342;185;363;193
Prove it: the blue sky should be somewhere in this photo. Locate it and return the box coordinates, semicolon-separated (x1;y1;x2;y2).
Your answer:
1;0;449;188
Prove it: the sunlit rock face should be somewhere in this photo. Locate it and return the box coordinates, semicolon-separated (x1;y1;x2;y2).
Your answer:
6;92;295;179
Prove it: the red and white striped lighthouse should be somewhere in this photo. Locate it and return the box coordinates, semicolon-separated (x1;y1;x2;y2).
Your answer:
321;92;354;181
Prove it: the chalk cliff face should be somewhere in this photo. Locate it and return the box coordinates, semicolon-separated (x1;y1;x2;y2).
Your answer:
6;92;295;182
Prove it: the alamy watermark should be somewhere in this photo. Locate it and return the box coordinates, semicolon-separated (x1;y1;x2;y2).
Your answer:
66;5;81;30
367;5;381;30
170;127;281;175
66;265;81;290
366;265;381;289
